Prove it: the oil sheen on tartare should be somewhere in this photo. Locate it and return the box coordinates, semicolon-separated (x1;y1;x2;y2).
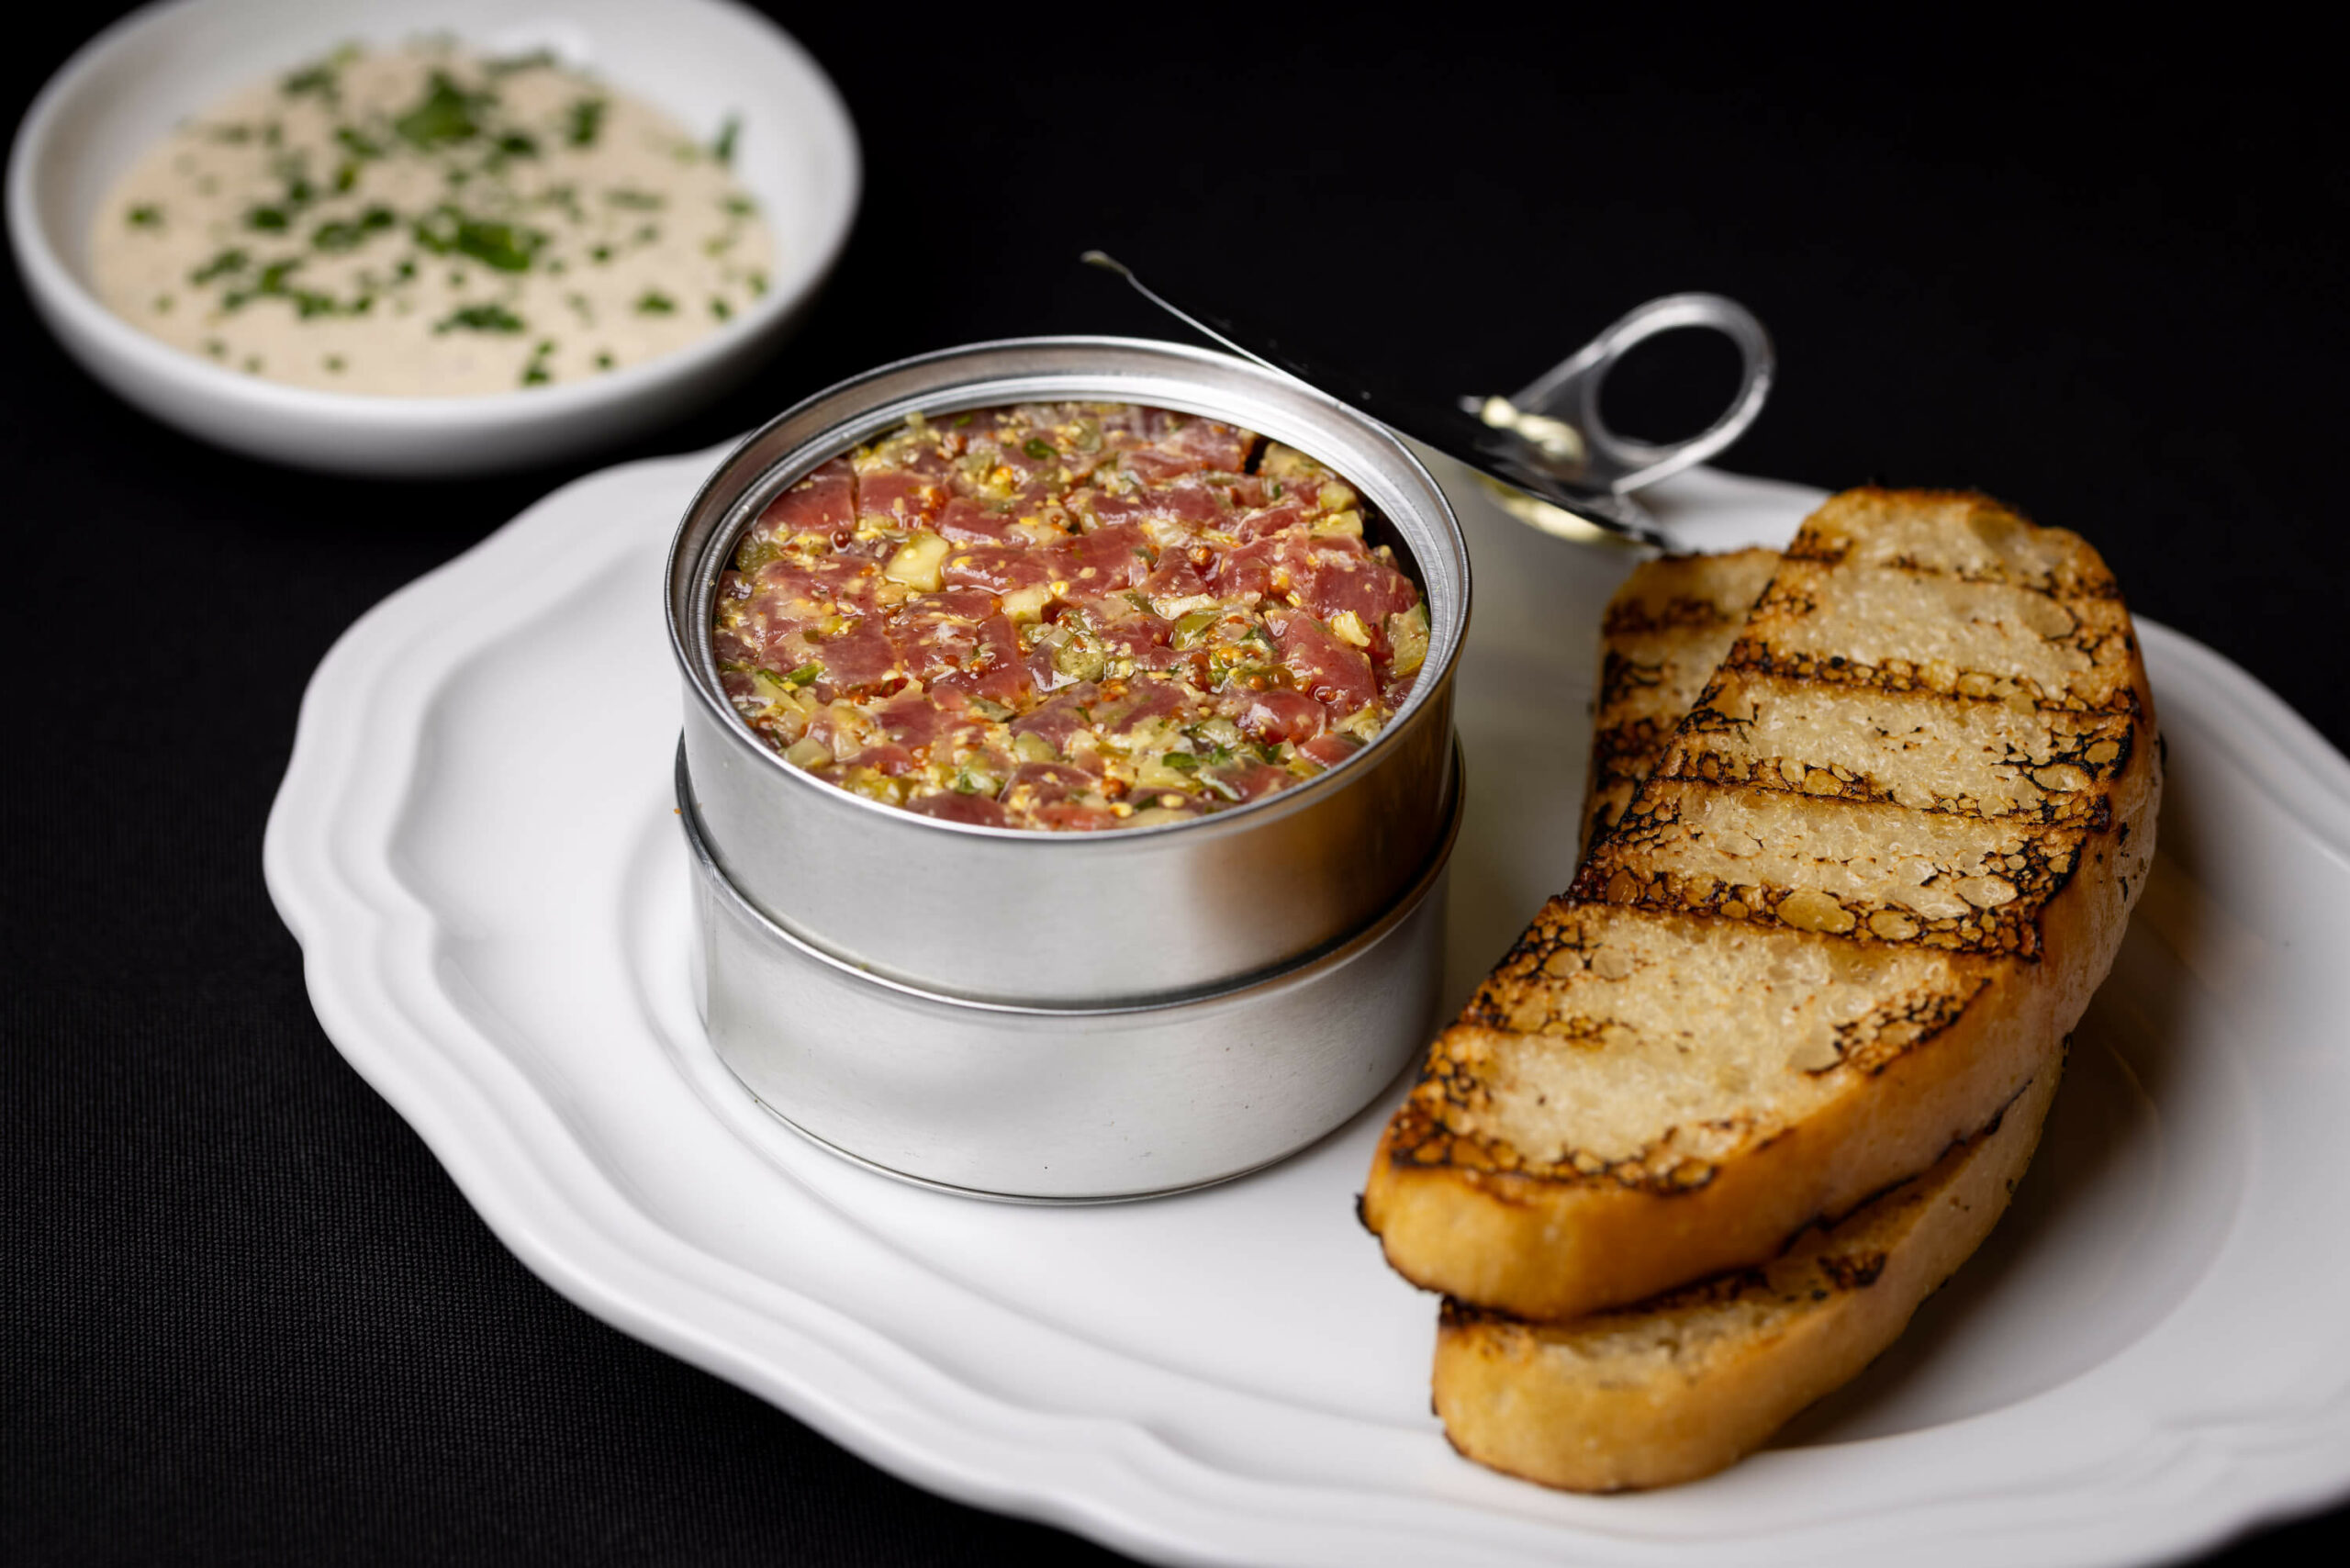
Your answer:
711;402;1431;831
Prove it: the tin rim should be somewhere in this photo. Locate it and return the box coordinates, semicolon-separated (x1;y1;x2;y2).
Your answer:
665;335;1471;847
676;735;1465;1019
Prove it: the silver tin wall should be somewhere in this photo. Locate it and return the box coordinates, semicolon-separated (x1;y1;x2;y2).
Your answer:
666;338;1469;1005
679;745;1460;1201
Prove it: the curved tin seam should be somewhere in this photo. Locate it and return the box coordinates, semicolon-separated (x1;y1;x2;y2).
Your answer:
675;735;1465;1019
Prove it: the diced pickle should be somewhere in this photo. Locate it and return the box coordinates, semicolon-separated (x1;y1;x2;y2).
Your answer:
1136;756;1196;791
884;531;950;591
1053;639;1106;681
1000;582;1053;622
1388;604;1430;677
1171;609;1219;648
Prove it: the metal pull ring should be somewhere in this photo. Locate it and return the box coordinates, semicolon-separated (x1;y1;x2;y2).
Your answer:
1505;293;1775;496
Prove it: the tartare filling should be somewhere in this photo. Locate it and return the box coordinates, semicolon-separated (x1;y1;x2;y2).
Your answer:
711;401;1430;831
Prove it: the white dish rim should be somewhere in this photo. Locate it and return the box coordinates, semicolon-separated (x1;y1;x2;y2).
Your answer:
262;449;2350;1566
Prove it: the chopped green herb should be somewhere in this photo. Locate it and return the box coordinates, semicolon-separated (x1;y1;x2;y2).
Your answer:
410;206;543;272
435;302;526;333
190;249;249;285
1254;743;1282;765
594;352;615;371
393;71;485;149
203;339;228;358
954;412;973;427
711;114;740;164
1268;480;1283;498
1023;438;1055;461
281;62;338;103
311;205;396;252
495;131;539;158
127;205;162;230
746;269;768;297
151;294;173;314
246;206;291;232
588;244;613;263
520;338;555;386
710;297;732;321
324;355;346;373
484;50;555;77
606;188;664;210
786;661;822;686
1163;752;1202;772
634;290;676;315
565;97;606;148
333;126;382;160
722;195;756;217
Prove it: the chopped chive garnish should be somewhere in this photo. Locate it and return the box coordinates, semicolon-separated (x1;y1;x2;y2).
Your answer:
393;71;483;149
566;97;605;148
434;302;526;333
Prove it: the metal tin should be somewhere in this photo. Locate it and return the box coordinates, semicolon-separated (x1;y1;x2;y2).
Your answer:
679;744;1461;1201
666;337;1470;1005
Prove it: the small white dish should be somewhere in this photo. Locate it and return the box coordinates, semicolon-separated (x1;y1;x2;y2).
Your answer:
264;448;2350;1566
6;0;857;476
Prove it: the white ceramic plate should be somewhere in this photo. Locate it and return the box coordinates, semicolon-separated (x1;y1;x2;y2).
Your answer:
263;447;2350;1566
8;0;857;476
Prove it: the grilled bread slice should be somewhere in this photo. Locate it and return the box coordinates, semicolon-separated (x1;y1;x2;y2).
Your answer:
1432;1054;2059;1492
1364;489;2159;1321
1583;549;1780;856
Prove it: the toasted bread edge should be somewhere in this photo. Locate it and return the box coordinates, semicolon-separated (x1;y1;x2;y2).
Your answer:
1361;501;2162;1321
1427;1054;2062;1492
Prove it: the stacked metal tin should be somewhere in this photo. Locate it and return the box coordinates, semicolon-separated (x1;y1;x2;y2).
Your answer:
666;339;1471;1200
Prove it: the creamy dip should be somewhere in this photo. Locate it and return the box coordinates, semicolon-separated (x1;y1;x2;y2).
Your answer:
90;41;773;395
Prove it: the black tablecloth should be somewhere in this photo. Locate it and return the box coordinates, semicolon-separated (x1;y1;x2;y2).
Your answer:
8;7;2345;1563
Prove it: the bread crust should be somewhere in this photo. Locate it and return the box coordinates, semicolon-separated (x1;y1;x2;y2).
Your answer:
1362;491;2161;1320
1430;1056;2062;1492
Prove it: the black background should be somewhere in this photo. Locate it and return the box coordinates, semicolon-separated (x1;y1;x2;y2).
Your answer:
6;4;2346;1563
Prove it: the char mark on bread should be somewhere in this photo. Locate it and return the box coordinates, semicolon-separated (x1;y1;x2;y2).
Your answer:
1362;487;2161;1323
